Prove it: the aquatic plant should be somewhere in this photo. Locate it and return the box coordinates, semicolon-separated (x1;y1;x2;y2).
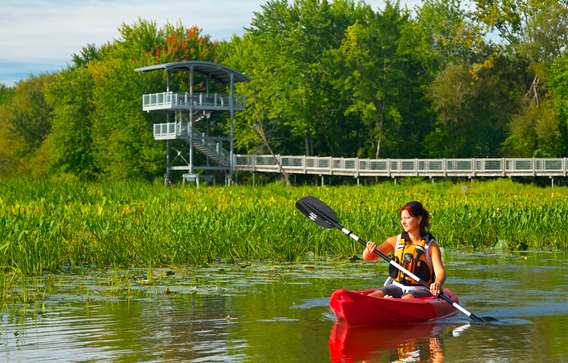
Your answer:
0;178;567;275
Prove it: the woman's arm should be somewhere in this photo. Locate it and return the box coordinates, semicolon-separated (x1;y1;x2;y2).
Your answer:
362;236;395;260
429;243;446;295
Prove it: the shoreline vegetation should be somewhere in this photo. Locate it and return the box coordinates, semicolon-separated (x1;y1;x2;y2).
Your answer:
1;178;567;275
2;2;568;182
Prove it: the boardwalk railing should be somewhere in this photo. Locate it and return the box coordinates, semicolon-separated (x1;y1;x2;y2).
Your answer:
235;155;568;177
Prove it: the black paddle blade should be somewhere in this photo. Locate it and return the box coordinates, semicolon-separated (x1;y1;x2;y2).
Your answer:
295;196;339;229
469;313;498;323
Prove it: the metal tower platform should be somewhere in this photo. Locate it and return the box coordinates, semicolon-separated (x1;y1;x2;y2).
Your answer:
136;61;249;185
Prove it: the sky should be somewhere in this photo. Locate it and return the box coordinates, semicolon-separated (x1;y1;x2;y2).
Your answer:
0;0;421;86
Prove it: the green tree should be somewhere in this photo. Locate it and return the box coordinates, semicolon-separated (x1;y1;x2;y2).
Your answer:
474;0;568;58
89;20;218;179
0;84;15;104
7;75;54;155
44;67;97;177
427;57;521;157
72;43;103;68
332;1;438;158
89;58;159;179
223;34;296;155
475;0;568;156
408;0;478;75
0;75;55;177
549;55;568;155
226;0;366;157
503;99;562;157
0;84;20;178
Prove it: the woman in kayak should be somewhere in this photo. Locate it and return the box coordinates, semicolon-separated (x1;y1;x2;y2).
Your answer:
362;201;445;299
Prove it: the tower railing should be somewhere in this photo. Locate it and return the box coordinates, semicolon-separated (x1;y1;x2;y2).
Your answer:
142;91;246;112
153;122;229;165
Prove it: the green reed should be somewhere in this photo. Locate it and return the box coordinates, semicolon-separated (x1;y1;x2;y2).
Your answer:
1;177;567;275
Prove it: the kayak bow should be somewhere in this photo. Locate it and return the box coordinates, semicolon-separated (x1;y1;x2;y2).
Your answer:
330;288;459;326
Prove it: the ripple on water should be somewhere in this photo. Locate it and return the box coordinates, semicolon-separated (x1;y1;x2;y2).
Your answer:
1;253;568;362
290;297;329;309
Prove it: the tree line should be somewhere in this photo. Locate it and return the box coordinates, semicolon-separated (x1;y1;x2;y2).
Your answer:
1;0;567;180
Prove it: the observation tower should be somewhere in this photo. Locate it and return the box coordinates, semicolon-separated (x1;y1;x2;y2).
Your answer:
136;61;249;185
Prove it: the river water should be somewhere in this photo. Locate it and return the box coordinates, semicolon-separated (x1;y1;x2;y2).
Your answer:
1;250;567;362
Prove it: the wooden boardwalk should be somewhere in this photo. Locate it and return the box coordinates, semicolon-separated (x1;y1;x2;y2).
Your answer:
235;155;568;178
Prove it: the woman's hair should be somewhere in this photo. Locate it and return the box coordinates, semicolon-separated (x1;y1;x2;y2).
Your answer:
399;201;430;234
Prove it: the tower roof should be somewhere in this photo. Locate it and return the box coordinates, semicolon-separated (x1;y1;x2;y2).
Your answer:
135;61;250;83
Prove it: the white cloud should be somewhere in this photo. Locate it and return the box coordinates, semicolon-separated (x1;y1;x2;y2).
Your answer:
0;0;262;63
0;0;423;85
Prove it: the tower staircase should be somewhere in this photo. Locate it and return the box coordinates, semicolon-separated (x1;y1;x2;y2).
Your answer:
136;61;249;185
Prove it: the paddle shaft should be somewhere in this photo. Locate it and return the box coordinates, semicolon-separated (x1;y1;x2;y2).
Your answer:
337;223;485;322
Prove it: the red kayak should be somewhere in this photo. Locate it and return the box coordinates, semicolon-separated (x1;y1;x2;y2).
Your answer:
329;288;459;326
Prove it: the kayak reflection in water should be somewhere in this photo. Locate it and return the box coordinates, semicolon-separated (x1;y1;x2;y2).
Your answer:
362;201;446;299
329;322;446;363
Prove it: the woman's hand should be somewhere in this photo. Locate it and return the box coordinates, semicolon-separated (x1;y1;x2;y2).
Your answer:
363;241;377;260
430;281;442;296
429;243;445;296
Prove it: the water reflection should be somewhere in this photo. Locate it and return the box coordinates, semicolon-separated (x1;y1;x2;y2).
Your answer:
329;322;471;363
1;252;568;361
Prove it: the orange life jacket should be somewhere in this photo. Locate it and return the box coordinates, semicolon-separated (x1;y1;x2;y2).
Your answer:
389;232;436;285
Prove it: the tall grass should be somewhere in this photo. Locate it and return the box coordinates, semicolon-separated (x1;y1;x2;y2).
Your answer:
1;177;567;275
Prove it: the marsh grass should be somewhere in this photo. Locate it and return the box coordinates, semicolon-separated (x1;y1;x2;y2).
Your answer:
1;178;567;275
